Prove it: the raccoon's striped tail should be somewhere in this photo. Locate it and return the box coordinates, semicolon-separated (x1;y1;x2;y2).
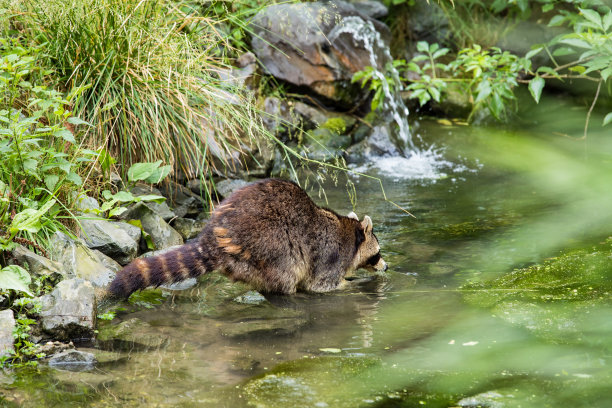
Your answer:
107;241;212;299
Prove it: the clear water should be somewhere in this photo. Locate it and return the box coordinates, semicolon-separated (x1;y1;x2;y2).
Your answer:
3;95;612;407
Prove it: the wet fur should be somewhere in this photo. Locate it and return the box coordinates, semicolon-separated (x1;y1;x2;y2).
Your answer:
108;179;385;298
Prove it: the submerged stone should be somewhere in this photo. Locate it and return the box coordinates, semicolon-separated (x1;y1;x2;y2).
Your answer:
96;318;169;351
233;290;267;305
48;349;97;372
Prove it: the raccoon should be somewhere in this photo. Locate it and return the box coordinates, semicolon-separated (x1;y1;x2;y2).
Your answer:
108;178;387;298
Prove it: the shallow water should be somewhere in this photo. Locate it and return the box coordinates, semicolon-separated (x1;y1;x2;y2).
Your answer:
3;95;612;407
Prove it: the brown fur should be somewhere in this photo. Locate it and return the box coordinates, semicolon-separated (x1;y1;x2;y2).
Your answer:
108;179;386;298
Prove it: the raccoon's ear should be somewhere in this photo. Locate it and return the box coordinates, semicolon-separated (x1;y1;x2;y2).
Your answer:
347;211;358;220
361;215;373;233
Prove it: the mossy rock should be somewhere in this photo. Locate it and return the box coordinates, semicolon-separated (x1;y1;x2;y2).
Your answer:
241;356;380;408
462;238;612;344
463;238;612;307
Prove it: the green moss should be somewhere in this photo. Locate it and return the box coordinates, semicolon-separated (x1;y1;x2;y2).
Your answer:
462;238;612;344
463;238;612;306
320;117;347;134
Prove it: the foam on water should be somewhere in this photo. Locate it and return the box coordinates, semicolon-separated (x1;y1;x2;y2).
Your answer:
351;146;472;181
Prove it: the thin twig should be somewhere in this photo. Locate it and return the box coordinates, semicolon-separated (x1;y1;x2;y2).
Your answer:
582;78;603;140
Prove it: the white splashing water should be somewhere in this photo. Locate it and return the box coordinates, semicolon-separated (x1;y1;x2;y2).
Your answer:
330;16;465;180
351;146;468;181
329;16;413;153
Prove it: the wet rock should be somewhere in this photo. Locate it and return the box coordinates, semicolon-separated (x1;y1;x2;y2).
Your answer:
458;391;506;408
39;278;96;341
250;1;390;106
11;244;64;278
160;278;198;291
348;0;388;19
48;349;97;372
215;179;250;200
233;290;267;305
78;217;139;265
0;310;15;357
131;184;176;221
97;318;169;351
119;202;183;251
37;340;74;356
346;124;401;162
50;232;117;287
230;356;261;373
218;303;308;338
171;217;207;241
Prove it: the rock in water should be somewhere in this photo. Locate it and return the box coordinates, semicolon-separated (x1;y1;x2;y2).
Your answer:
250;1;390;106
39;278;96;341
48;349;97;372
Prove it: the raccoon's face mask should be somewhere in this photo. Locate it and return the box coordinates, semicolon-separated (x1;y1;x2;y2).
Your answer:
349;212;388;273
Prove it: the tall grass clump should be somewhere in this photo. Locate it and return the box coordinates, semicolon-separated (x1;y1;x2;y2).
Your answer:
13;0;266;195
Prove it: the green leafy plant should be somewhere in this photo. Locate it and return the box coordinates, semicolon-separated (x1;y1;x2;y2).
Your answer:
401;41;450;107
0;39;96;251
448;44;530;121
100;161;170;218
522;6;612;138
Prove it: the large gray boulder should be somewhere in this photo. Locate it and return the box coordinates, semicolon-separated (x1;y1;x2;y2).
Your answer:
0;310;15;358
250;1;390;106
50;232;118;288
78;218;140;265
11;245;64;278
39;278;96;341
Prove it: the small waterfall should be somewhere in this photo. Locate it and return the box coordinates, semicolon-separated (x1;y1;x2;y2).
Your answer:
329;16;414;155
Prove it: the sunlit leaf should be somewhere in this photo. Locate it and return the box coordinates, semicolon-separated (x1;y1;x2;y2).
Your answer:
525;47;544;59
10;199;56;234
67;116;93;127
603;112;612;126
579;8;603;30
144;165;171;184
0;265;33;296
127;161;162;182
529;76;545;104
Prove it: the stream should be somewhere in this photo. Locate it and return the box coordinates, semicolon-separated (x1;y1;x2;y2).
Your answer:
3;93;612;407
